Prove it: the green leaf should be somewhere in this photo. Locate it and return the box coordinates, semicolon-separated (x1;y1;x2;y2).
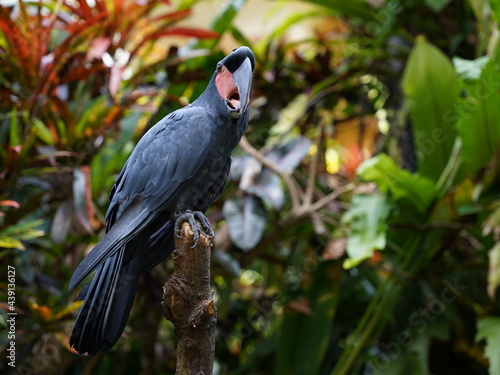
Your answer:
212;0;246;33
0;219;45;241
342;194;391;269
267;94;309;146
402;36;459;182
357;153;437;213
275;261;340;375
32;117;55;145
90;111;143;196
424;0;451;12
490;0;500;24
456;59;500;176
0;219;44;250
476;317;500;375
176;0;198;10
9;106;20;146
469;0;496;55
196;0;247;49
229;25;251;48
260;10;324;45
76;96;109;135
0;237;25;250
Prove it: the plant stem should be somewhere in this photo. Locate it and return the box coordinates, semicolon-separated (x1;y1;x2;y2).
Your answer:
332;232;424;375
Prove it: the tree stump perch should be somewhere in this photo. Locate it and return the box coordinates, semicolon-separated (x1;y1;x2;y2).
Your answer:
162;221;216;375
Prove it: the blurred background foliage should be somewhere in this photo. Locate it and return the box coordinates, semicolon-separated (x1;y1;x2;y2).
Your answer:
1;0;500;374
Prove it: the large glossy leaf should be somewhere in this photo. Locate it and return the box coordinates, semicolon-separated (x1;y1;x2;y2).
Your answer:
402;36;459;182
342;193;391;269
266;136;312;173
223;195;267;252
247;137;311;209
456;59;500;176
236;137;311;209
357;153;437;213
245;170;285;210
275;261;340;375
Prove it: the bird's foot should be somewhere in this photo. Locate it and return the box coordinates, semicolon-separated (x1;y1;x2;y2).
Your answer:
174;211;214;247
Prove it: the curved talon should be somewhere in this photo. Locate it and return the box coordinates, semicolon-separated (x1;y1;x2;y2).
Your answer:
194;212;215;240
174;211;214;247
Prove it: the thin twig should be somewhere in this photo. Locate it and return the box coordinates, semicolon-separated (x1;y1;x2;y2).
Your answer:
237;182;354;268
304;120;324;206
239;136;302;209
309;183;355;213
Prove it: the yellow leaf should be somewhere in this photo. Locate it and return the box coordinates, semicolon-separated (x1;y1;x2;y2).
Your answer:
0;237;25;250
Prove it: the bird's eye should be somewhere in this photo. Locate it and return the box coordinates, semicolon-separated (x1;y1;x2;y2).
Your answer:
216;63;222;73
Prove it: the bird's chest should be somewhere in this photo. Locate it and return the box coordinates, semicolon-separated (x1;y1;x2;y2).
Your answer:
174;144;231;213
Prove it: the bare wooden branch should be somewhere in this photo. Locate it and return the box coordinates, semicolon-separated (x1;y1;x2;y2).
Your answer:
162;222;216;375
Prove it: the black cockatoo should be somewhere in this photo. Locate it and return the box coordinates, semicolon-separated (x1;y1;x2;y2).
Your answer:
68;46;255;355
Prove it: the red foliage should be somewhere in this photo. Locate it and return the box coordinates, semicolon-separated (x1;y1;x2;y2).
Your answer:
0;0;217;145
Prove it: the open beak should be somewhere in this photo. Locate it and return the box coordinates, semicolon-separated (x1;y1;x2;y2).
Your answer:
216;56;253;119
229;57;252;117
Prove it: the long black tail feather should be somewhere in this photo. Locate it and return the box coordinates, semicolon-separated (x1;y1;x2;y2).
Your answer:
70;242;143;355
70;220;175;355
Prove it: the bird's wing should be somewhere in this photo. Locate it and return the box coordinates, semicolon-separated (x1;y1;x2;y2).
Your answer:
108;106;213;217
69;105;213;292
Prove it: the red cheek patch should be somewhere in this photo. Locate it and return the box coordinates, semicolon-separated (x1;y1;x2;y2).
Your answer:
215;66;240;109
